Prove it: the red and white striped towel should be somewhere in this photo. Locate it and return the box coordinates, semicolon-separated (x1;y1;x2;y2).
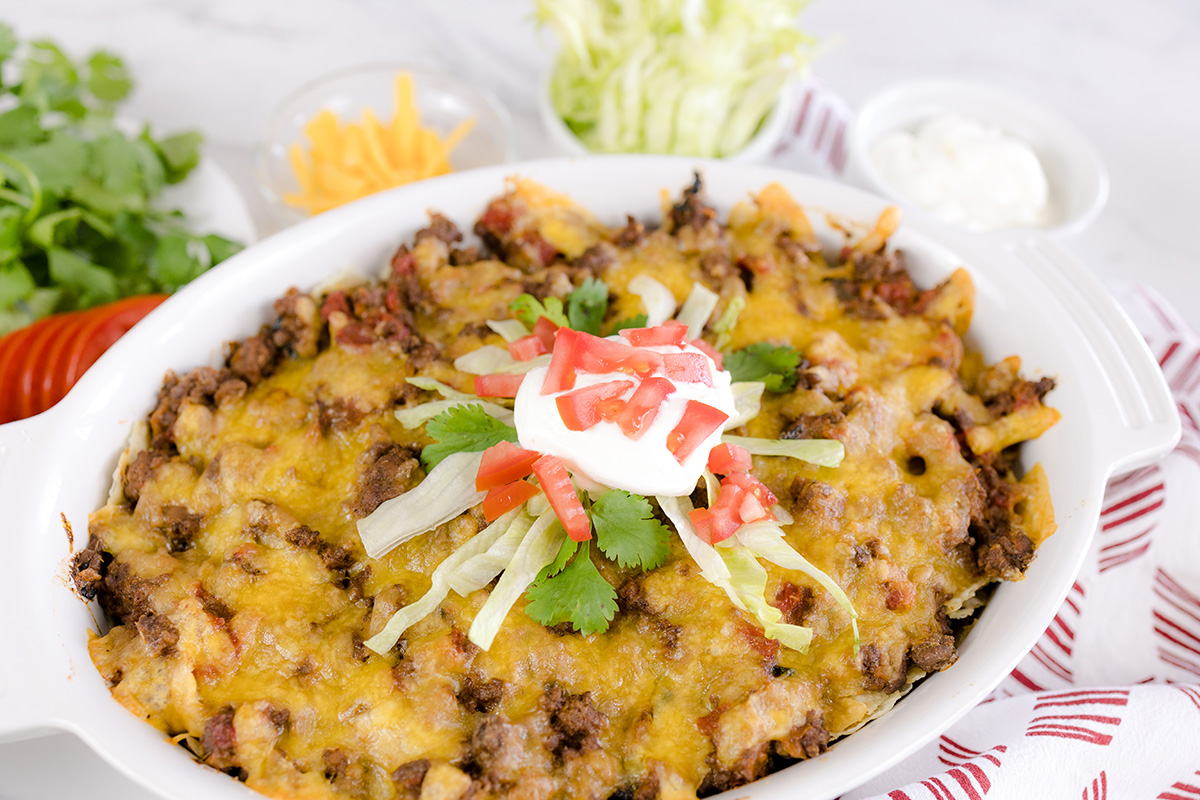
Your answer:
842;284;1200;798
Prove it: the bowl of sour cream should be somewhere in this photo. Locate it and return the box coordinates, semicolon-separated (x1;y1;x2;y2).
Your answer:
844;80;1108;235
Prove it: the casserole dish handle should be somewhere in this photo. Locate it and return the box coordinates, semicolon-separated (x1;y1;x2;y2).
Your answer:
0;415;64;741
1007;235;1182;473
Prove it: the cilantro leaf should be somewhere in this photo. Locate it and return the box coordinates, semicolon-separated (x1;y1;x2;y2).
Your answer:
421;404;519;469
85;51;132;103
592;490;672;571
524;541;618;636
725;343;801;392
510;293;569;328
48;247;118;307
535;538;579;584
610;313;648;334
0;23;17;66
567;277;608;335
155;131;203;184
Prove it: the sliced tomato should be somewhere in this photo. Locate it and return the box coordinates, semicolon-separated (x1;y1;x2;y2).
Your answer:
707;443;752;475
722;472;780;507
532;454;592;541
65;295;168;388
474;372;525;398
542;327;580;394
482;479;541;522
738;492;770;523
662;352;713;386
690;504;741;544
615;376;675;439
476;441;542;491
689;507;716;544
595;395;627;423
690;338;724;370
619;320;687;347
507;334;547;362
556;379;635;431
533;315;560;351
708;482;748;543
574;332;662;376
665;400;729;463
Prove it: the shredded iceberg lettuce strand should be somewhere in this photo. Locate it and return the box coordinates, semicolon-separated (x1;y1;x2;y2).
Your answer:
486;319;531;343
396;399;515;429
718;545;813;652
627;274;676;325
447;510;537;596
468;509;567;651
722;434;844;467
726;381;766;429
363;508;523;654
676;282;719;340
405;376;473;399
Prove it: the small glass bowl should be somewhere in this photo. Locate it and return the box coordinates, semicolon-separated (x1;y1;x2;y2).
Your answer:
254;63;516;227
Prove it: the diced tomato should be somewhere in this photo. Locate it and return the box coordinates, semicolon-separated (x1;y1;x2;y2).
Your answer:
596;396;627;423
707;443;752;475
689;508;716;544
722;472;779;507
692;499;742;544
542;327;579;394
662;352;713;386
507;334;547;362
482;480;541;522
738;492;769;523
476;441;541;491
574;332;663;376
533;315;560;351
532;455;592;541
474;372;525;398
615;376;675;439
665;400;729;463
619;320;688;347
556;380;635;431
708;482;747;543
690;338;724;370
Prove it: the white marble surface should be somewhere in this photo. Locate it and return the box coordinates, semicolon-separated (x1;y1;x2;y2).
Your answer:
1;0;1198;797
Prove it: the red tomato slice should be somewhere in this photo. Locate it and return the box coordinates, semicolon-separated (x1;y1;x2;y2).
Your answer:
482;479;541;522
595;395;627;423
707;443;752;475
722;472;780;508
507;334;547;362
615;376;675;439
15;316;71;420
542;328;580;394
662;352;713;386
474;372;525;398
574;332;662;376
689;507;716;544
556;379;635;431
738;492;770;523
619;320;688;347
0;324;42;424
533;316;560;351
665;400;729;463
476;441;542;491
37;310;91;413
708;482;747;543
65;295;168;386
532;454;591;542
690;338;724;370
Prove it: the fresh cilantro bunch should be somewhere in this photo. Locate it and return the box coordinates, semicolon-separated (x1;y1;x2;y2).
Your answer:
0;24;242;335
725;342;802;392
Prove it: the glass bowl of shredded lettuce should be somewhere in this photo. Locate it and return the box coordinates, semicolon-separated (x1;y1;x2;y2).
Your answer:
534;0;813;160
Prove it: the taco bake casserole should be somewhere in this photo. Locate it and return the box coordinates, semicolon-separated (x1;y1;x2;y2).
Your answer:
72;176;1059;800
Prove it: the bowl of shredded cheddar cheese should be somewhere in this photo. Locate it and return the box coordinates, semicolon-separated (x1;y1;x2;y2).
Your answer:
254;63;516;226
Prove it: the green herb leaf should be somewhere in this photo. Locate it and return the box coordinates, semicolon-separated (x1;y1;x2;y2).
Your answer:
524;541;618;636
0;259;36;309
203;234;243;264
0;23;17;66
152;233;209;291
592;490;672;571
85;51;132;103
421;404;519;470
0;106;46;148
534;537;579;584
567;277;608;335
0;206;25;264
48;246;118;306
510;293;569;328
725;343;801;392
155;131;203;184
610;313;648;334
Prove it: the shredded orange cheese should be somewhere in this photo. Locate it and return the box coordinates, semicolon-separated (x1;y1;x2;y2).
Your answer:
284;73;475;215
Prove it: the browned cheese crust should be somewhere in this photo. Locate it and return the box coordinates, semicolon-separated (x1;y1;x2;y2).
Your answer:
73;177;1059;800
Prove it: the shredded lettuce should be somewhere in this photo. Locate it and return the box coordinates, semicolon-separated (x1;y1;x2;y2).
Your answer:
405;376;472;399
627;274;676;325
447;510;537;596
676;282;719;340
496;353;553;374
487;319;531;343
736;521;860;650
363;507;523;654
655;494;739;607
721;434;844;467
701;468;720;507
726;381;766;429
395;399;514;429
356;450;486;559
535;0;814;157
712;295;746;350
468;508;567;650
453;345;517;375
718;545;813;652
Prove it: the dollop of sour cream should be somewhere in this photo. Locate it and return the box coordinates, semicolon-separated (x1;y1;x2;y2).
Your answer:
869;114;1050;232
514;342;736;497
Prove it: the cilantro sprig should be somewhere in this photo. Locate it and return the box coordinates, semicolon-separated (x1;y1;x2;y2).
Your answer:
524;490;670;635
0;24;242;335
509;278;615;336
725;343;802;392
421;404;518;469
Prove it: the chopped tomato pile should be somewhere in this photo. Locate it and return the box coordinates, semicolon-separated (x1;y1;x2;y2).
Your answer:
689;442;777;544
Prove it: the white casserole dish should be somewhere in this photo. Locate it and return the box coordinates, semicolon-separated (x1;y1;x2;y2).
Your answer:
0;156;1179;800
